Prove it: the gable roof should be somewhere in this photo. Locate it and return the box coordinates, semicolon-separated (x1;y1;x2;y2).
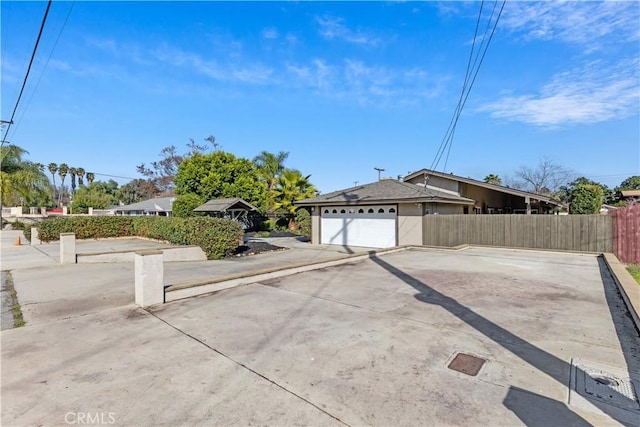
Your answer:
194;197;258;212
404;168;564;205
295;179;475;206
115;197;175;212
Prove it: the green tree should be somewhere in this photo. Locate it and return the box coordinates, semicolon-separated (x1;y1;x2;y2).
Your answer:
71;183;117;214
116;179;159;205
58;163;69;206
76;167;85;187
254;150;289;215
47;162;58;199
618;175;640;190
69;167;77;194
483;174;502;185
172;193;204;218
569;183;604;214
175;151;267;212
273;169;318;230
86;172;95;184
0;146;51;207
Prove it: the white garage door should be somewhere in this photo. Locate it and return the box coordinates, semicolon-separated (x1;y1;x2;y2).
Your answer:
321;205;397;248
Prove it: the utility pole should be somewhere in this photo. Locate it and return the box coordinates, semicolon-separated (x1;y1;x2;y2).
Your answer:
353;181;359;187
374;167;385;181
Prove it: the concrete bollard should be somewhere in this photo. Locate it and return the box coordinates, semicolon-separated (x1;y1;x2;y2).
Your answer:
134;250;164;308
30;227;41;245
60;233;76;264
88;207;94;216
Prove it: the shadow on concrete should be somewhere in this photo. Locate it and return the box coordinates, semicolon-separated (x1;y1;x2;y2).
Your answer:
369;253;637;425
503;386;590;427
597;256;640;376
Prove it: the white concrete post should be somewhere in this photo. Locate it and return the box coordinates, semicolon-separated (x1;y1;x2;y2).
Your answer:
134;250;164;307
30;227;41;245
60;233;76;264
88;207;94;216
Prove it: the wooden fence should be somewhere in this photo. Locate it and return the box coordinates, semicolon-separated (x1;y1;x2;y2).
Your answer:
610;205;640;263
422;214;613;253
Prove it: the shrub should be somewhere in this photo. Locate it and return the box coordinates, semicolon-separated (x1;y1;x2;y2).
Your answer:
34;216;243;259
295;208;311;239
172;194;204;218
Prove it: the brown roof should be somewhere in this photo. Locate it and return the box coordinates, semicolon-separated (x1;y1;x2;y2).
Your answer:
295;179;475;206
621;190;640;197
404;168;564;206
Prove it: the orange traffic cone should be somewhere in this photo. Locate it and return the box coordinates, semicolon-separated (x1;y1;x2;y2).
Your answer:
15;236;21;246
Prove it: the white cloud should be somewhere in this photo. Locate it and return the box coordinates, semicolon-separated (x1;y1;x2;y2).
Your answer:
501;2;640;47
316;14;380;46
152;44;273;84
286;58;445;107
480;59;640;127
262;27;279;39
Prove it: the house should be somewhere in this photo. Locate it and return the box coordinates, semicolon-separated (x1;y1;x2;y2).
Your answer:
403;169;563;215
295;169;565;249
621;190;640;205
113;197;175;216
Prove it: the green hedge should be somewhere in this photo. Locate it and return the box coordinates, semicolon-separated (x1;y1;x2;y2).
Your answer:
35;216;243;259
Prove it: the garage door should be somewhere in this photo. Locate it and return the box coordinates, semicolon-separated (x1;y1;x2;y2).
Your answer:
321;205;397;248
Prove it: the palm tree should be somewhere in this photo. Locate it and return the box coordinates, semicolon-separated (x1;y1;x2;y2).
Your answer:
58;163;69;206
76;167;85;187
69;167;77;194
0;147;51;207
273;169;318;230
254;150;289;215
47;163;58;199
86;172;95;184
484;174;502;185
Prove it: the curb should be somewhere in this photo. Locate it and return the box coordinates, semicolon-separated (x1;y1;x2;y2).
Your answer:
602;253;640;334
164;246;410;302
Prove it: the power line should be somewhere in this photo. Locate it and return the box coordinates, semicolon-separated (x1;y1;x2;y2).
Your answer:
428;0;507;176
12;2;76;140
2;0;53;143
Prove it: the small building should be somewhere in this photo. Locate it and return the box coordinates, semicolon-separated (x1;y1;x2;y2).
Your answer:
113;197;175;216
621;190;640;205
194;197;258;220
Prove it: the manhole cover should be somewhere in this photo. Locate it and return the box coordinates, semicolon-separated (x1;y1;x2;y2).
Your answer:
448;353;486;376
581;367;640;411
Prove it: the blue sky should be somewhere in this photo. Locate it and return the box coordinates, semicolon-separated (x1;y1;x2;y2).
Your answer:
2;1;639;193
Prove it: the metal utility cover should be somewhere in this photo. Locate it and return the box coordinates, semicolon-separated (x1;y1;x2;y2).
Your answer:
448;353;486;376
580;366;640;412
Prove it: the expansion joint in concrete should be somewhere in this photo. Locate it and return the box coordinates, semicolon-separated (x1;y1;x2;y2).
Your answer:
145;309;351;427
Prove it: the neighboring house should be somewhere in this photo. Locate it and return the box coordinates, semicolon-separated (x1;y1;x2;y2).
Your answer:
296;169;565;249
621;190;640;205
599;204;618;215
194;197;257;220
113;197;175;216
403;169;564;215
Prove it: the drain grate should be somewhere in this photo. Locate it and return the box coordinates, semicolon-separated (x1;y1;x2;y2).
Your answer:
580;366;640;411
448;353;486;376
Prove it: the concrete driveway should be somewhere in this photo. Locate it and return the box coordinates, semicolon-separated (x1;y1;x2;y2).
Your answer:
2;233;639;426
